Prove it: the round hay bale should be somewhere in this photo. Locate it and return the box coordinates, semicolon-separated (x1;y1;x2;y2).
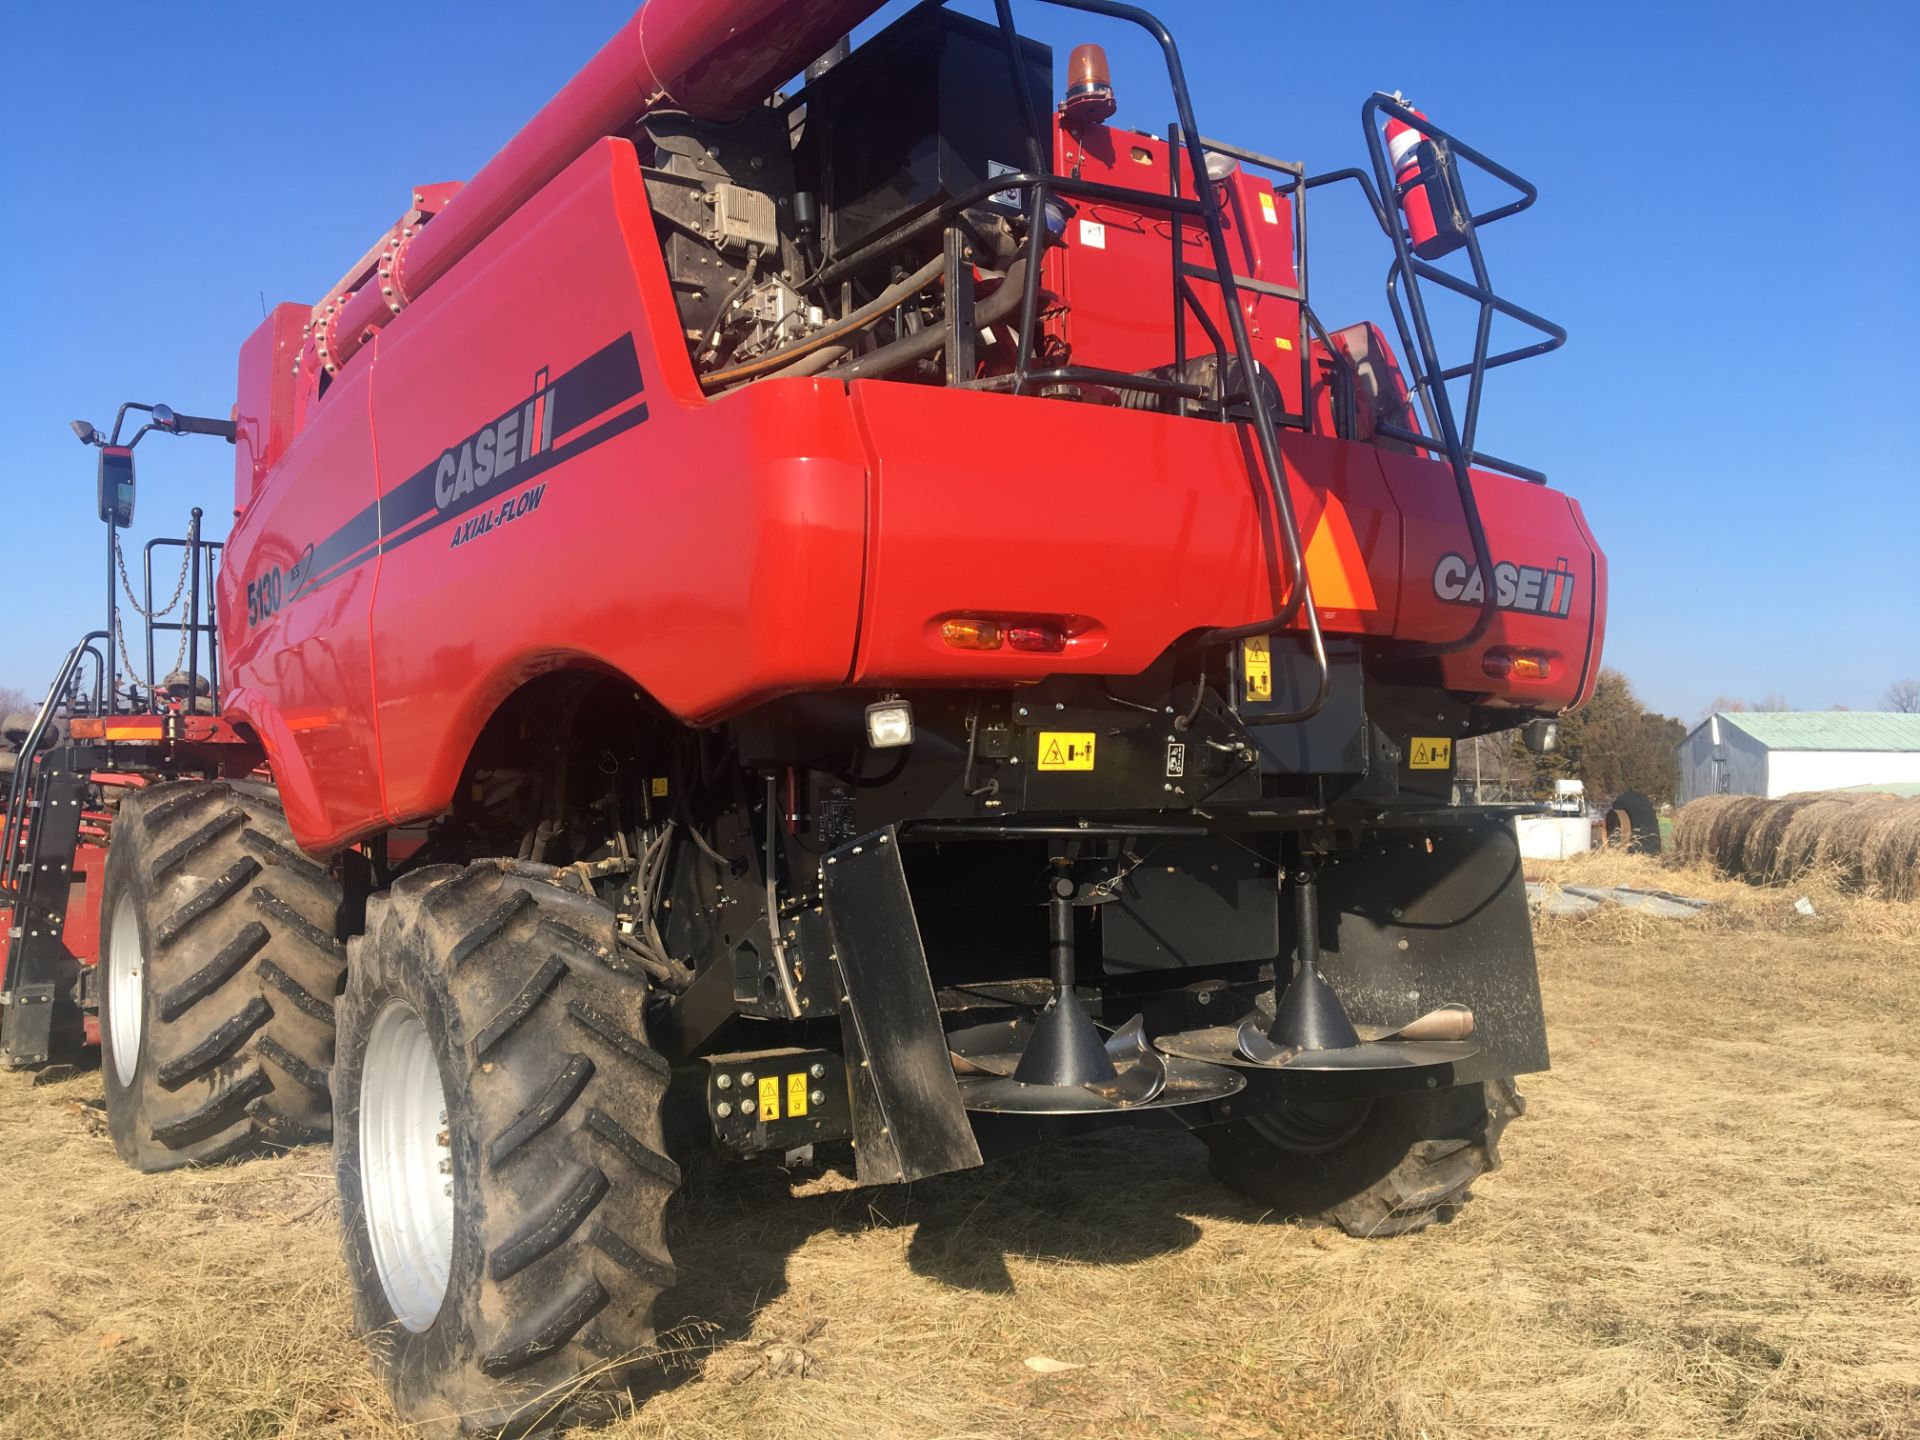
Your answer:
1772;796;1867;884
1706;795;1770;878
1859;798;1920;902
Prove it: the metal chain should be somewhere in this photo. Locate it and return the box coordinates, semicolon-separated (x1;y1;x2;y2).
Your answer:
114;534;191;620
114;611;188;702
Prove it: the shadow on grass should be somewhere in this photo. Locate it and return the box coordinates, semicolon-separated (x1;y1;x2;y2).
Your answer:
644;1123;1272;1385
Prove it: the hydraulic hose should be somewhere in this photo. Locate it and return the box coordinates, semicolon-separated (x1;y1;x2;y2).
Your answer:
816;256;1035;383
701;253;947;389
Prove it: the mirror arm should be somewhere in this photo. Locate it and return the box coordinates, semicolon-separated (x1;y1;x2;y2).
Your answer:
107;401;154;446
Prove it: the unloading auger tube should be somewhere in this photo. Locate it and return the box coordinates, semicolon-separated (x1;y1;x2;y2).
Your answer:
312;0;892;375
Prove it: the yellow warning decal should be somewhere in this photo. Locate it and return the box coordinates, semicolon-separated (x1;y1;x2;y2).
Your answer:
650;777;669;798
1273;336;1294;351
1409;737;1453;770
1258;190;1279;223
1037;732;1096;771
757;1074;780;1121
1242;637;1273;702
787;1072;809;1118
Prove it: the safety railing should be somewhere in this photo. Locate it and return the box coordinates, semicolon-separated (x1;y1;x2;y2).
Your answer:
1;632;108;895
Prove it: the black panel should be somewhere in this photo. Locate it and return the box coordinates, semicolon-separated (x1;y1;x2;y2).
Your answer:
1101;836;1279;972
805;9;1053;259
821;827;983;1184
1308;819;1547;1080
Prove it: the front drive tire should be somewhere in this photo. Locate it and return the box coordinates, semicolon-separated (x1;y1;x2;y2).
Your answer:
334;861;680;1437
99;779;347;1171
1201;1079;1524;1237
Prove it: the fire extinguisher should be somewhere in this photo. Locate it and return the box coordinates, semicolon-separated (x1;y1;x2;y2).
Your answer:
1385;99;1470;260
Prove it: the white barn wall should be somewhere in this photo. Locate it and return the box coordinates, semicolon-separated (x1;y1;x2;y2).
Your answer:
1766;750;1920;797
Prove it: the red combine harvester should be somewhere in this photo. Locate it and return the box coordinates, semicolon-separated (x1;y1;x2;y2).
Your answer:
3;0;1603;1430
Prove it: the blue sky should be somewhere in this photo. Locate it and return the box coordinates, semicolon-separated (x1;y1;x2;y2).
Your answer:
1;1;1913;722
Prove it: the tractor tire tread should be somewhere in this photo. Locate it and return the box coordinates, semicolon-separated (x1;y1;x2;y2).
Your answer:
101;779;346;1171
1203;1078;1524;1238
334;860;675;1436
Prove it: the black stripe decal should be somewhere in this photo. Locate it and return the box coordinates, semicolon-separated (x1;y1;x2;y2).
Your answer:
267;333;647;611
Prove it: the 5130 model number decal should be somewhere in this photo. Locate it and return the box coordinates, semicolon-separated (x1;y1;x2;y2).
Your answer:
247;543;314;627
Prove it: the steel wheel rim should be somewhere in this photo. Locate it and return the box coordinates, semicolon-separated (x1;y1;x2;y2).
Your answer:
106;892;144;1086
360;999;455;1333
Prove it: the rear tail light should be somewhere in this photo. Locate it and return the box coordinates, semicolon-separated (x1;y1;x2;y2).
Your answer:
1005;623;1066;653
1482;649;1552;681
940;615;1073;654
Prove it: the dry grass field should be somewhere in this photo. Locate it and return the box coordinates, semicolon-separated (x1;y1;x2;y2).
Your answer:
2;854;1917;1439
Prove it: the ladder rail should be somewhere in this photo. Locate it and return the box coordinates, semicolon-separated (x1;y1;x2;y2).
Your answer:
986;0;1329;724
2;632;109;896
1357;92;1566;659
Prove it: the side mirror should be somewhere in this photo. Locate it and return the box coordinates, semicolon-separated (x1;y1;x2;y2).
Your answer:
97;446;135;528
152;404;178;432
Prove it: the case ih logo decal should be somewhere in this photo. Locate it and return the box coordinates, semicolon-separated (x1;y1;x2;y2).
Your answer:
243;334;647;626
432;374;558;512
1431;553;1576;618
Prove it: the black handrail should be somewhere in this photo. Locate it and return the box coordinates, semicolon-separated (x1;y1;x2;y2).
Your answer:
985;0;1328;724
140;512;223;713
1;631;108;894
1354;93;1566;659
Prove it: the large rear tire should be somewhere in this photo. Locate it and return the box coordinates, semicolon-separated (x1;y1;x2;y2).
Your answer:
333;860;679;1437
1201;1079;1524;1237
98;779;347;1171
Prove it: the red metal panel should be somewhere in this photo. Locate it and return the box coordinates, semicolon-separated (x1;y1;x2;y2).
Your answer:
232;303;309;516
364;141;869;829
221;353;386;851
1052;124;1303;417
1376;451;1602;711
844;382;1403;685
62;843;107;970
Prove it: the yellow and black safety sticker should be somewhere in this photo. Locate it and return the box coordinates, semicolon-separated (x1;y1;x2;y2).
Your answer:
787;1072;809;1118
757;1074;780;1121
1037;732;1096;771
1242;636;1273;702
1408;737;1453;770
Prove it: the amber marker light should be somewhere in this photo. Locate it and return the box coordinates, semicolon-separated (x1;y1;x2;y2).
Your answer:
1061;43;1117;129
941;617;1004;650
1482;649;1552;680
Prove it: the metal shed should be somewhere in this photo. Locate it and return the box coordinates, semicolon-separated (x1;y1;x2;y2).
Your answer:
1676;712;1920;802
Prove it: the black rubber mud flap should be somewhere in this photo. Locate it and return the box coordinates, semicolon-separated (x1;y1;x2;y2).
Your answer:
821;828;982;1185
1313;818;1549;1082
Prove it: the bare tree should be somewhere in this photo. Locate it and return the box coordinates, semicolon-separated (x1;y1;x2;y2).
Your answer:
1706;693;1791;718
1886;678;1920;714
0;684;35;717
